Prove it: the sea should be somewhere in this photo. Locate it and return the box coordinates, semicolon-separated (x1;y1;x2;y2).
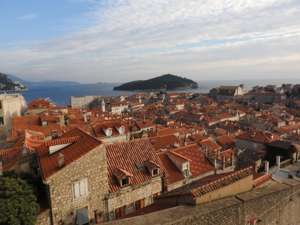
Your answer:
22;79;300;106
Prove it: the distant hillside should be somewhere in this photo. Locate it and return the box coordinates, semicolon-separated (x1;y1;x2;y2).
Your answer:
0;72;26;91
114;74;198;91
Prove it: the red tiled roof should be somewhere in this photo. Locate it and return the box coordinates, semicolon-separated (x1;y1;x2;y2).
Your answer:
0;147;23;171
191;167;252;197
105;138;161;193
28;98;55;110
216;135;235;148
37;128;101;180
158;152;184;185
199;138;222;153
172;144;214;178
236;131;278;144
150;134;179;151
161;167;253;198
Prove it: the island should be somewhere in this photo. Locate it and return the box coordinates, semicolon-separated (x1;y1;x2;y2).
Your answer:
0;72;26;92
114;74;198;91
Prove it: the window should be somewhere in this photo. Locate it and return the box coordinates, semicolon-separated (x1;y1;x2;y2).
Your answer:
135;199;145;210
183;169;189;177
152;168;159;176
73;178;88;199
121;177;129;186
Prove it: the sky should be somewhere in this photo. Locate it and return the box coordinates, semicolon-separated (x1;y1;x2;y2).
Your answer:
0;0;300;83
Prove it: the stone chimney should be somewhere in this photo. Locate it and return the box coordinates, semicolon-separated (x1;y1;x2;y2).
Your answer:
264;161;269;174
83;113;88;123
276;156;281;169
101;99;106;112
58;153;65;168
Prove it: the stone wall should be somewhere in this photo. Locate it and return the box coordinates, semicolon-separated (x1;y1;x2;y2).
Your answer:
45;144;108;225
196;175;253;204
106;176;162;220
102;181;300;225
36;209;51;225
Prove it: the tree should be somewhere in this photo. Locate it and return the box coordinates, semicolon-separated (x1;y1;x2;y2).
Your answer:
0;176;39;225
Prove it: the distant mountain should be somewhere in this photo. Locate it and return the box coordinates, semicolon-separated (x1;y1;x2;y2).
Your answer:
6;74;80;88
0;72;26;91
114;74;198;91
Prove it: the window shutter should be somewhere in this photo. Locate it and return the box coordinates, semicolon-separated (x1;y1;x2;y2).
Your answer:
74;182;80;199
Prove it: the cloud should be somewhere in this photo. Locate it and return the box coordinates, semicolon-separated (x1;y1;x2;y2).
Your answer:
17;13;37;21
2;0;300;82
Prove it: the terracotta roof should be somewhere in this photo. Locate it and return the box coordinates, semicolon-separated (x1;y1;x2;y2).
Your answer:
37;128;101;180
216;135;235;148
236;131;277;144
24;129;45;152
105;138;161;193
199;138;222;153
191;167;252;197
172;144;214;177
28;98;55;110
161;167;253;198
150;134;179;151
0;147;23;171
158;145;214;186
156;128;179;136
92;120;128;138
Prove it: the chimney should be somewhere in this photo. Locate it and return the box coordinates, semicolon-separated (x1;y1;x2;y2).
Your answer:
276;156;281;169
83;113;88;123
264;161;269;174
101;99;106;112
214;159;218;170
0;159;3;176
58;153;65;168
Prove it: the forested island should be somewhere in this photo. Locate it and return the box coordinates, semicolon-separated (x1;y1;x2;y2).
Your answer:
114;74;198;91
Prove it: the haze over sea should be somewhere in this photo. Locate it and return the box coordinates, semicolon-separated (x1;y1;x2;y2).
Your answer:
23;79;300;106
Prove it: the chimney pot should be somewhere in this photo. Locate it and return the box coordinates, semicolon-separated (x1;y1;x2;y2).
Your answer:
276;155;281;169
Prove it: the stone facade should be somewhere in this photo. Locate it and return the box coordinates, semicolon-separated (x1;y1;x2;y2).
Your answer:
71;96;100;109
0;93;26;128
196;175;253;204
106;176;162;220
42;144;108;225
36;210;51;225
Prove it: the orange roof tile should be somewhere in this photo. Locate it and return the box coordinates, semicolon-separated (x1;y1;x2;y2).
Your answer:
105;139;161;193
37;128;101;180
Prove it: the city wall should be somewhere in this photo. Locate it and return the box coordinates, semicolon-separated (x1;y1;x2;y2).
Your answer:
103;181;300;225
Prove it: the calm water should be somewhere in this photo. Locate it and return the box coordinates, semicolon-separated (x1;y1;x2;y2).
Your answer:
22;79;300;106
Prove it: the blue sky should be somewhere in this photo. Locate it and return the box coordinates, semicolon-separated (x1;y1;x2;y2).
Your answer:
0;0;300;83
0;0;95;46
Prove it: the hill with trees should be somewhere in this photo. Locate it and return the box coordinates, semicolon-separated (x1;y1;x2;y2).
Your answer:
114;74;198;91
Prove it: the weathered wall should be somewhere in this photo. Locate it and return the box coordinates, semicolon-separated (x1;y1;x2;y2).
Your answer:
106;176;162;220
45;145;108;225
102;181;300;225
197;175;253;204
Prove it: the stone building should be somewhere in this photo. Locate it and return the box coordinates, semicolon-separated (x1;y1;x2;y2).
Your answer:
105;139;163;220
37;128;108;225
71;96;101;109
0;93;26;128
